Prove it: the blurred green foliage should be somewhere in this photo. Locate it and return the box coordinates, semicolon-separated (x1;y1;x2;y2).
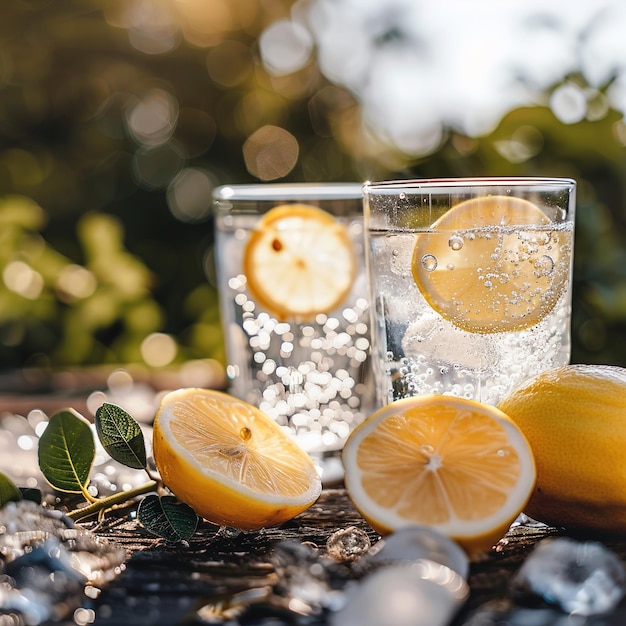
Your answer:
0;1;625;371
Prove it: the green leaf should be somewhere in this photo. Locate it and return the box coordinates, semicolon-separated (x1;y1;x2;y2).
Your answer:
19;488;42;504
95;402;147;469
38;408;95;494
0;471;22;506
138;495;198;542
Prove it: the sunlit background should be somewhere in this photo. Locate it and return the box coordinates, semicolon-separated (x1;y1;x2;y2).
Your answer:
2;0;626;375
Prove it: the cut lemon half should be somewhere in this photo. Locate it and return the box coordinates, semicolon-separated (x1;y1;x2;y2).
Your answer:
152;388;322;530
243;203;356;320
342;395;536;555
412;195;571;333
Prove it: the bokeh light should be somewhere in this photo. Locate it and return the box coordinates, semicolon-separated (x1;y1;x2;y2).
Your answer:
166;167;215;222
56;265;97;302
259;19;313;76
3;261;43;300
125;88;179;146
243;125;299;180
1;0;626;372
140;332;178;367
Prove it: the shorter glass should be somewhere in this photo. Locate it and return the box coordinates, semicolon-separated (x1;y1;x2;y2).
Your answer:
213;183;372;454
364;177;576;408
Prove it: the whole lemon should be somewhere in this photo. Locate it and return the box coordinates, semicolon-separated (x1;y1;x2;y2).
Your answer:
498;364;626;533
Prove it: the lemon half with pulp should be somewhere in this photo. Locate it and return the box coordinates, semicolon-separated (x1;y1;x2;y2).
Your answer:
153;388;322;530
342;395;536;555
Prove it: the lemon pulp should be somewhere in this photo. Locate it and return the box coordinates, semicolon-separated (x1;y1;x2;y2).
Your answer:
342;395;536;555
153;388;321;529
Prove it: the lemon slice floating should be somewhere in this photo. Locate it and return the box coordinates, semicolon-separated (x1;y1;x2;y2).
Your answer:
411;195;570;333
342;395;536;555
153;388;322;530
243;203;356;320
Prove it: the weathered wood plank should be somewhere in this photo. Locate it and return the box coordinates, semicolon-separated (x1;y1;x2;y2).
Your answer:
88;489;566;625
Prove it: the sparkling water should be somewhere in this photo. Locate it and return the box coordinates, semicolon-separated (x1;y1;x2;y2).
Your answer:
368;222;574;406
215;212;372;453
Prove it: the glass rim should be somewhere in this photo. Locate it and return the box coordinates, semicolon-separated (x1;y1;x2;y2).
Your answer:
214;182;363;202
364;176;576;192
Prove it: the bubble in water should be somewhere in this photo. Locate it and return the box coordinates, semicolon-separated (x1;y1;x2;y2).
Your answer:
421;254;438;272
448;235;464;251
399;192;407;200
534;255;555;276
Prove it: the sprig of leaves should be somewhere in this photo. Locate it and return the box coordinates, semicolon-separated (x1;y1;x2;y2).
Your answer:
0;402;198;542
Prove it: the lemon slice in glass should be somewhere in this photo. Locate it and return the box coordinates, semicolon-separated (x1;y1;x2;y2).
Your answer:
243;203;356;320
411;195;570;333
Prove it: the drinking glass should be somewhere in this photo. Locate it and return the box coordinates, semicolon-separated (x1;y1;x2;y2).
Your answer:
213;183;372;455
364;177;576;408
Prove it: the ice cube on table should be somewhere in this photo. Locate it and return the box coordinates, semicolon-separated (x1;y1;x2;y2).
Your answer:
270;540;347;613
365;526;470;580
326;526;372;563
329;560;469;626
512;538;626;616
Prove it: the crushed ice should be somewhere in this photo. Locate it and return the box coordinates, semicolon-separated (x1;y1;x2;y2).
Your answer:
265;526;469;626
0;500;127;625
251;530;626;626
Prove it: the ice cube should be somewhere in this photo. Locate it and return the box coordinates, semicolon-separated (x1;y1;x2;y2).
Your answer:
402;309;496;371
511;538;626;616
329;560;469;626
364;526;470;579
326;526;372;563
2;537;86;624
270;541;347;613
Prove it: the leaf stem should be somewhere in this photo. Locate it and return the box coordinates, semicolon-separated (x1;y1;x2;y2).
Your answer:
81;486;99;504
67;479;158;521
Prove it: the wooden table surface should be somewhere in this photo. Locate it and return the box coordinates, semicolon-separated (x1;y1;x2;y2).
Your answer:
81;489;567;626
2;377;625;626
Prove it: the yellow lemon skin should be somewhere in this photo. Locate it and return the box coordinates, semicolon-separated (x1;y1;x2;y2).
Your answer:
498;364;626;533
